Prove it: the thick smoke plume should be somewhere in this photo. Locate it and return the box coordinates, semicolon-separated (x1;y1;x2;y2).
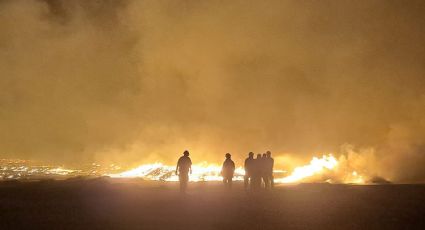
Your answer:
1;0;425;182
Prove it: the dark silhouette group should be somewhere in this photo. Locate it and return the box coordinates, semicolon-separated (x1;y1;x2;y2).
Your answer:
175;150;274;193
244;151;274;191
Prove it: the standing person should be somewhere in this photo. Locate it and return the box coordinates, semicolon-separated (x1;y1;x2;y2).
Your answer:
266;151;274;189
175;150;192;193
244;152;255;191
261;153;269;189
252;154;263;191
221;153;235;189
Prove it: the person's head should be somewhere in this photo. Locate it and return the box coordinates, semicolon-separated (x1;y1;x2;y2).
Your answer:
183;150;189;156
262;153;267;158
248;152;254;158
225;153;231;159
266;151;271;157
256;154;261;159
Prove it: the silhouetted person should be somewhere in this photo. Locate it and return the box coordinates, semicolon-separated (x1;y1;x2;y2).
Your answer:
176;150;192;193
251;154;263;191
221;153;235;189
266;151;274;189
261;153;269;189
244;152;255;191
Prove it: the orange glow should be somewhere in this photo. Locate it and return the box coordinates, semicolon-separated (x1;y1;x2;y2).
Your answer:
108;154;366;184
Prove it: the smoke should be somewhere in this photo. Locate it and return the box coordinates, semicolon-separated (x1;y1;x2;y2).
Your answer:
1;0;425;182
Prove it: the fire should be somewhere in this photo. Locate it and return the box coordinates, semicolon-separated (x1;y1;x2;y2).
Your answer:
108;162;246;182
0;155;367;184
108;154;366;184
275;154;338;183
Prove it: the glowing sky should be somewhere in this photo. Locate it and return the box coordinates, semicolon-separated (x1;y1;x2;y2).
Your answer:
1;0;425;182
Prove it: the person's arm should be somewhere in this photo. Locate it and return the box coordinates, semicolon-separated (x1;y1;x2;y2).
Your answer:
189;159;192;174
175;159;180;175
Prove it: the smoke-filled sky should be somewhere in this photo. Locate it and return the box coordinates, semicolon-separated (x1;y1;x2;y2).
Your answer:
1;0;425;182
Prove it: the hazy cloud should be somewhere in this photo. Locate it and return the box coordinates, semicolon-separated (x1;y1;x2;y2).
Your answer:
1;0;425;182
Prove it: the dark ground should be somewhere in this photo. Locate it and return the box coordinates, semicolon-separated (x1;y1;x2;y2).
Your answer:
1;178;425;230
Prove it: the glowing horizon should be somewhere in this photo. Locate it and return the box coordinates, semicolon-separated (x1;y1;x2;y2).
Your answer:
108;154;366;184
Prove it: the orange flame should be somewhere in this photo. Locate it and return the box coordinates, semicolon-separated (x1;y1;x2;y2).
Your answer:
108;154;366;184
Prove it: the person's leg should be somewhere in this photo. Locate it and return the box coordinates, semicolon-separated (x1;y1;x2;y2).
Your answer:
252;177;258;191
264;176;270;190
225;177;230;188
180;174;188;193
179;175;183;193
